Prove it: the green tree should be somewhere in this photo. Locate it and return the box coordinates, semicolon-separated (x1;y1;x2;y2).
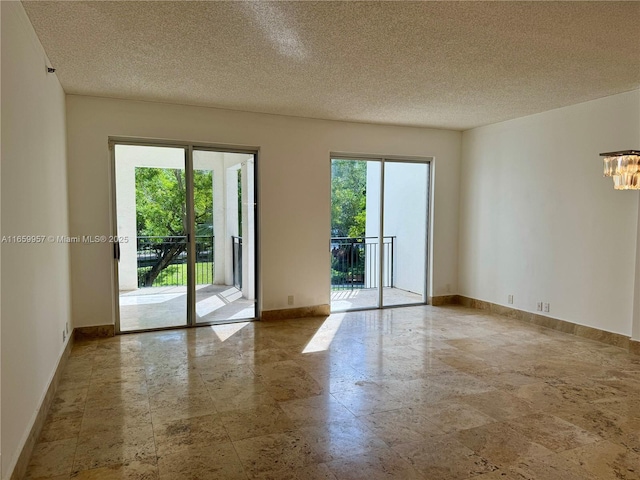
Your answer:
135;167;213;286
331;160;367;238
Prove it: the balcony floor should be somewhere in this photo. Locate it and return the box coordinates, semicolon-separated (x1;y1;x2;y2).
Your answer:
119;284;255;331
120;286;422;331
331;287;424;311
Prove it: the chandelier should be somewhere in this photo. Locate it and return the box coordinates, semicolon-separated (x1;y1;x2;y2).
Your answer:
601;150;640;190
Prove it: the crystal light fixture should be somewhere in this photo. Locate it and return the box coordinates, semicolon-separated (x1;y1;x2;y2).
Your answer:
601;150;640;190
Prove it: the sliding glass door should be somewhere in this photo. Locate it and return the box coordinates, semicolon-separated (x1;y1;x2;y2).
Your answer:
382;161;429;306
115;145;189;330
193;150;256;324
113;142;257;333
330;156;430;311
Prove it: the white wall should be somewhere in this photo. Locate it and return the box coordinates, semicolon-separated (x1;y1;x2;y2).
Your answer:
460;90;640;336
383;162;429;295
365;161;429;295
66;95;462;327
1;2;72;478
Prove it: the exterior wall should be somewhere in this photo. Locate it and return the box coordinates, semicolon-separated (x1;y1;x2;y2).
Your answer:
365;161;430;296
1;2;72;477
459;90;640;337
66;95;462;326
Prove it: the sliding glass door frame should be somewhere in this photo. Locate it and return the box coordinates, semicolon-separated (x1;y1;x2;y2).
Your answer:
109;137;260;334
330;153;432;312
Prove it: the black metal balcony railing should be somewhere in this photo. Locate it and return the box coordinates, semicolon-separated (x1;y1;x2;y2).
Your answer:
331;236;395;290
135;234;393;290
136;235;214;287
232;236;243;289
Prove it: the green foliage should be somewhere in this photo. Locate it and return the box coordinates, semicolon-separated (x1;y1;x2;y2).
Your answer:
331;160;367;238
135;167;213;286
137;261;214;287
135;167;213;237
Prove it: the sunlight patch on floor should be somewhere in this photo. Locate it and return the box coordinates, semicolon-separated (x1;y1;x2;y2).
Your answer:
302;313;346;353
196;295;226;317
210;321;250;342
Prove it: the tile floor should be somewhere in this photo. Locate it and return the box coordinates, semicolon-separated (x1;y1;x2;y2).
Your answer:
119;285;255;331
25;305;640;479
330;287;423;311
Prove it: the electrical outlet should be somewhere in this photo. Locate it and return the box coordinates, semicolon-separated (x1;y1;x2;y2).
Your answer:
544;303;550;313
508;294;514;304
287;295;294;306
62;329;66;342
65;322;69;334
537;302;543;311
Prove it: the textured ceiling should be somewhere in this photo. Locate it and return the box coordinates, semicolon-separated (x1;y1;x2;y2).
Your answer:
21;1;640;130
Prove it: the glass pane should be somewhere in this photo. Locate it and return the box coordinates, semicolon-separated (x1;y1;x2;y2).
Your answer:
330;159;381;311
115;145;188;331
382;161;429;306
194;150;256;323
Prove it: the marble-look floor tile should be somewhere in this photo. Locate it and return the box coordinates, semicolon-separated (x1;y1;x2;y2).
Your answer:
93;352;145;370
254;360;324;401
70;461;159;479
39;413;83;442
287;463;338;480
48;387;88;420
547;401;629;438
428;370;496;396
207;379;277;412
358;406;444;446
153;413;230;457
393;434;499;480
299;418;389;462
471;471;521;479
157;443;246;480
559;440;640;480
511;381;578;411
456;390;537;421
149;388;216;423
606;417;640;454
379;378;454;406
23;306;640;480
547;376;626;403
508;453;600;480
279;394;356;428
455;421;553;468
145;372;206;396
81;401;151;435
25;438;77;479
233;431;322;479
198;364;257;389
326;446;423;480
90;366;147;385
476;370;541;391
85;381;148;409
219;403;295;441
507;412;601;453
331;382;405;416
421;401;495;433
73;424;156;473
